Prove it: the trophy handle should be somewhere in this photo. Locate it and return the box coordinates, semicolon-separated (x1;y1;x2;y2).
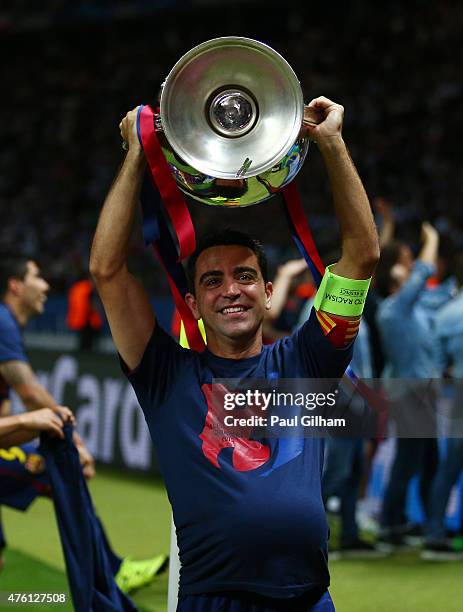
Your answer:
302;106;324;127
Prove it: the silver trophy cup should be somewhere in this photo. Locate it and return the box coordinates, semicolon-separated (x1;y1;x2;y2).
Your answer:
154;37;313;207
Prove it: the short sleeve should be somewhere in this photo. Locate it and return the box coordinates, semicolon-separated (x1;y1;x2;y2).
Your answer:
290;307;354;378
120;323;194;413
0;316;28;363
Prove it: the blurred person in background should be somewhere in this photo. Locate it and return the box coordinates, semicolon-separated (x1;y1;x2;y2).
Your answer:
374;197;456;316
0;257;95;472
262;258;315;342
67;273;103;351
374;222;440;550
421;254;463;561
0;256;167;590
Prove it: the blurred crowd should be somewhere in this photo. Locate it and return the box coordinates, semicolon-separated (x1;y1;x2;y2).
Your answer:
264;200;463;561
1;0;462;294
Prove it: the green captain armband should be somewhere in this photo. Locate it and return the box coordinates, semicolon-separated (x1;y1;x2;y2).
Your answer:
313;264;371;317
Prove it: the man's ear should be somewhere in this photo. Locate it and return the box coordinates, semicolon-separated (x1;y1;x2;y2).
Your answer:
264;281;273;310
185;292;201;320
8;278;22;297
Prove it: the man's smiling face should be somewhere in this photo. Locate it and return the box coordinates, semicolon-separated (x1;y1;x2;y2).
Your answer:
185;244;272;344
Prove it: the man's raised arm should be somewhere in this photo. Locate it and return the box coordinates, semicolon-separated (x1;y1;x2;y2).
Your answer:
90;107;155;370
303;97;380;280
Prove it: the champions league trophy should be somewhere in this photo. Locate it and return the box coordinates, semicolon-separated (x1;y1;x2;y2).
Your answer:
152;37;318;207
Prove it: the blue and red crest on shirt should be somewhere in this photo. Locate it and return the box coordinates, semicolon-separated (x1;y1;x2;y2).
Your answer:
200;384;270;471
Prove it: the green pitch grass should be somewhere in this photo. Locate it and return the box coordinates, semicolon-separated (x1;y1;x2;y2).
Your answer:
1;468;170;611
2;469;463;611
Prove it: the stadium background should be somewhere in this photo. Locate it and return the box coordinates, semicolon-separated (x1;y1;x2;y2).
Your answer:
1;0;463;610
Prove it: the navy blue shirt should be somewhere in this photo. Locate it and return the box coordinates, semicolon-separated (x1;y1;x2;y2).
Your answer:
0;303;28;402
123;309;352;598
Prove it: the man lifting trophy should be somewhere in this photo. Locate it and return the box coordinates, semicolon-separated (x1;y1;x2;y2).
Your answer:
91;36;378;612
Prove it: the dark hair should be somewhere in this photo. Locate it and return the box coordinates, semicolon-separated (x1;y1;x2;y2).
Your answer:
186;229;268;293
374;241;406;298
0;256;29;299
